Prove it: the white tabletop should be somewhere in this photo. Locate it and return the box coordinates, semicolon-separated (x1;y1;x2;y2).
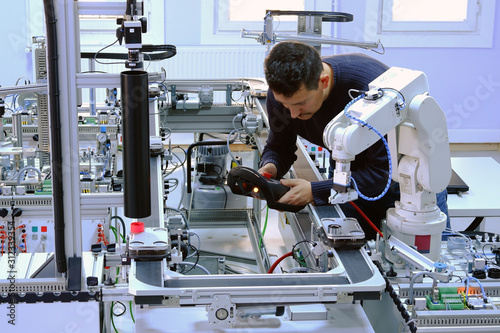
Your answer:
447;157;500;217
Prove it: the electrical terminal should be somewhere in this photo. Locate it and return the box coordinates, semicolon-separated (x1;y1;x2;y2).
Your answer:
1;186;12;196
16;186;26;195
467;296;486;310
473;255;486;271
414;297;427;311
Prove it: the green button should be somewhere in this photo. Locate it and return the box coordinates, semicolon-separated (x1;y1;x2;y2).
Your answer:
32;226;38;232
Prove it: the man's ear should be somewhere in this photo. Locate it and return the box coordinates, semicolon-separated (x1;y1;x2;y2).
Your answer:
319;73;329;89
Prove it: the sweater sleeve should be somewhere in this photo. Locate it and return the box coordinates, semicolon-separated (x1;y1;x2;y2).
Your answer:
259;92;299;178
311;179;334;205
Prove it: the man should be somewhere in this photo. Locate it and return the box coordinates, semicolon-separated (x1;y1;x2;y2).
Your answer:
258;41;448;239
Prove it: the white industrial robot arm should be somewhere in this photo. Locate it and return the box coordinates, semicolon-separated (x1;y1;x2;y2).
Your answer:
323;86;403;204
323;67;452;259
323;67;451;203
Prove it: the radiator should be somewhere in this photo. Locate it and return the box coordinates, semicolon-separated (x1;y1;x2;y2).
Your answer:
157;45;267;79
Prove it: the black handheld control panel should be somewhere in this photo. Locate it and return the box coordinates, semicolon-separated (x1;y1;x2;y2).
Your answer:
227;166;305;212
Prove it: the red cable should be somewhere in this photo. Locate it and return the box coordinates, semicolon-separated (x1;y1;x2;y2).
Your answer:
22;234;27;252
268;204;382;274
101;231;109;246
0;231;5;255
14;224;26;231
267;251;293;274
15;243;26;253
349;201;383;238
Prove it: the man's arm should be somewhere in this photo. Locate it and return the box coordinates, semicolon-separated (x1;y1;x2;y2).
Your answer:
259;92;298;178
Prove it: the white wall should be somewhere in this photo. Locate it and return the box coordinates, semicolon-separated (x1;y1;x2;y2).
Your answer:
0;1;33;86
328;1;500;144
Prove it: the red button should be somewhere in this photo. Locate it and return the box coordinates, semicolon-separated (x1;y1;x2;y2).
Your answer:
41;226;47;232
262;172;272;179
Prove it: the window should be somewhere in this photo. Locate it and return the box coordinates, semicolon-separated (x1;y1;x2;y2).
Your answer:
218;0;305;32
391;0;469;22
201;0;332;44
365;0;496;48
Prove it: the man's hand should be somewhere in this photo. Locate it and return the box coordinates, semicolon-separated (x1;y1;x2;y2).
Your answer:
258;163;278;179
278;178;314;206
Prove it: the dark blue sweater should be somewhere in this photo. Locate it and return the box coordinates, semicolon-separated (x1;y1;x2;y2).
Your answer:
261;53;390;205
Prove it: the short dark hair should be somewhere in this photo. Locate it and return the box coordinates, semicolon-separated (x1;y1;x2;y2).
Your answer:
264;41;323;97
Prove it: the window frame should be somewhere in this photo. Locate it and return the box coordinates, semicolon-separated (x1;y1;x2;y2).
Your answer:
382;0;477;32
364;0;496;48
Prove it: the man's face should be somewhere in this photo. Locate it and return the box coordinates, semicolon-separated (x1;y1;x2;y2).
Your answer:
273;83;325;120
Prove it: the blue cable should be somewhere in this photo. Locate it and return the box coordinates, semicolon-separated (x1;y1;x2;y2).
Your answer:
11;94;18;109
102;157;108;178
342;94;392;201
90;88;95;115
157;82;169;97
465;276;486;302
